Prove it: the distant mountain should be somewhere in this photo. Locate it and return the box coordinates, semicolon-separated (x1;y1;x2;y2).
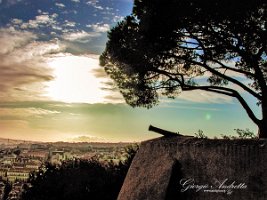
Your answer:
0;137;39;145
70;135;108;143
0;137;132;147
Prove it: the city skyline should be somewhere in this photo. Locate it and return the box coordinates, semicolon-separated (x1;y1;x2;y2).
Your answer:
0;0;260;142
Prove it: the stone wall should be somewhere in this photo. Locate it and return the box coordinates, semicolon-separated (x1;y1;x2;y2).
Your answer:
118;136;267;200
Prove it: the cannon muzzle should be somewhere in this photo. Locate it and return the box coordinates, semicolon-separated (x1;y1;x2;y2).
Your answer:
148;125;182;137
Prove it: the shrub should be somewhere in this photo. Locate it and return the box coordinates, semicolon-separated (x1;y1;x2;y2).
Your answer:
21;145;138;200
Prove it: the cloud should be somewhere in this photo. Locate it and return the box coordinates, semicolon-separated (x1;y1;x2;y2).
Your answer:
0;119;84;142
177;90;233;104
20;13;58;29
64;20;76;27
0;102;137;142
0;27;36;54
71;0;80;2
91;67;107;78
55;2;65;8
0;28;65;101
113;15;124;22
0;107;60;118
86;23;110;32
2;0;22;6
204;60;247;78
86;0;103;10
11;18;23;25
61;30;100;43
104;94;124;103
91;63;233;104
94;5;103;10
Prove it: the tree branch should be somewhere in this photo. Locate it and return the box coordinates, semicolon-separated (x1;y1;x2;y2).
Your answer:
181;85;260;125
170;53;261;100
210;59;255;78
184;32;261;99
208;25;267;93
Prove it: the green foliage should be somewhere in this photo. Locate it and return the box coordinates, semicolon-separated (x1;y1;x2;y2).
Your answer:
220;128;256;139
220;134;233;140
101;0;266;106
100;0;267;138
21;146;139;200
123;144;139;164
194;130;208;139
234;128;256;139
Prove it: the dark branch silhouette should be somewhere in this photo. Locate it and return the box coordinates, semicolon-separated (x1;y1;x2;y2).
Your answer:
100;0;267;138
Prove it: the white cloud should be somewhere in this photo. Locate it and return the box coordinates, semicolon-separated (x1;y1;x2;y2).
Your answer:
177;90;233;104
105;7;113;11
86;0;103;10
113;15;124;22
71;0;80;2
62;30;100;43
51;13;58;18
64;20;76;27
52;25;63;30
36;15;50;23
3;0;22;6
87;23;110;32
11;18;23;25
0;108;60;118
0;27;36;54
0;28;65;101
20;14;58;29
205;60;246;78
86;0;99;6
55;2;65;8
95;5;103;10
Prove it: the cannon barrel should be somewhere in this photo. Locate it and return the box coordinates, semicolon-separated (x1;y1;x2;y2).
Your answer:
148;125;182;137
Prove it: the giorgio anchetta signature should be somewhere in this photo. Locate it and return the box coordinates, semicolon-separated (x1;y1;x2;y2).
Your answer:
179;178;247;195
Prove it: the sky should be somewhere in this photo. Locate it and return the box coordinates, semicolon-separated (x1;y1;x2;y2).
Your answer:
0;0;261;142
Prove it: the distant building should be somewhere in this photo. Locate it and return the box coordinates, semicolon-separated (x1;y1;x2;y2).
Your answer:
2;154;17;165
7;168;32;183
17;143;31;150
21;151;49;161
12;163;25;169
49;151;66;165
25;160;41;170
0;168;8;178
30;144;47;150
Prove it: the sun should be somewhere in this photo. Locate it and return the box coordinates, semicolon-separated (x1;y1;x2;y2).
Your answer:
45;54;109;103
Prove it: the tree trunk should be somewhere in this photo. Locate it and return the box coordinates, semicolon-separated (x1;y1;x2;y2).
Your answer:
258;122;267;138
259;98;267;138
258;120;267;138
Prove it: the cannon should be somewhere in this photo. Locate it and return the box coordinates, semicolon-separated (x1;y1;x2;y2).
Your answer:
148;125;183;137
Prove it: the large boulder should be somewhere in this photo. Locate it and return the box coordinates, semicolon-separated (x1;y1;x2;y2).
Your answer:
118;136;267;200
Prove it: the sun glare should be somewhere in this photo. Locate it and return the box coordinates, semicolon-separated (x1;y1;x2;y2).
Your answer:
45;54;109;103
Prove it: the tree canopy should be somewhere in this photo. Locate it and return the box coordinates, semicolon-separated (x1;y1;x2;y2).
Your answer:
21;145;139;200
100;0;267;138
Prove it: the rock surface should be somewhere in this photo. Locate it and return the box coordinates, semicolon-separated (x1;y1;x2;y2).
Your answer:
118;136;267;200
